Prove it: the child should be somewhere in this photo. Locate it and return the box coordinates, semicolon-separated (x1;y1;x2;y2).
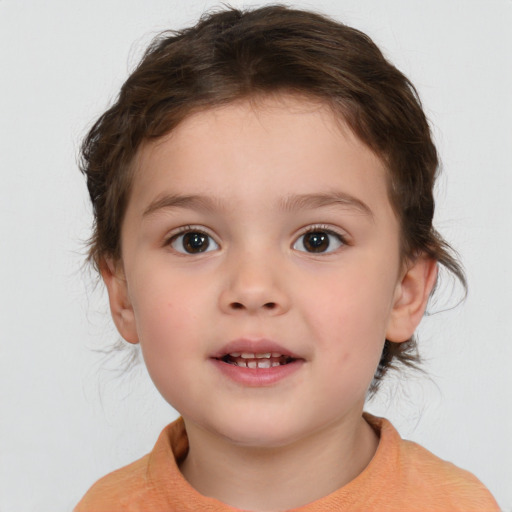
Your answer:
74;5;499;511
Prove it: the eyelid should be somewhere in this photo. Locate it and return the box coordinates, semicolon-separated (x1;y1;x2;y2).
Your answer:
165;225;220;254
293;224;349;253
296;224;348;240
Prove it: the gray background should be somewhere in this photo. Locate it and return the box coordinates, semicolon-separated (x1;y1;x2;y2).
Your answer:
0;0;511;510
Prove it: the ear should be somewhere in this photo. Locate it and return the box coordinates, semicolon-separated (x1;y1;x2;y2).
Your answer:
100;258;139;344
386;255;438;343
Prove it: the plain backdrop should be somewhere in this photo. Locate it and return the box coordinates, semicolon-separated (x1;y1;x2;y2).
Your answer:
0;0;511;510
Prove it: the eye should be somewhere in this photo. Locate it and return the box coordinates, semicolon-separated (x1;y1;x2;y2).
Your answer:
169;229;219;254
293;228;345;253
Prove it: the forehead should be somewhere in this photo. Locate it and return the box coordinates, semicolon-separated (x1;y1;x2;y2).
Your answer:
129;95;394;221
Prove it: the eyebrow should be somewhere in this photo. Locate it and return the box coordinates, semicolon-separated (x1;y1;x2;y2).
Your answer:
278;192;374;218
143;194;222;217
143;191;373;218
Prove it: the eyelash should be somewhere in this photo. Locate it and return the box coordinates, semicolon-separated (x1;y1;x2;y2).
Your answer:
164;224;348;255
293;225;348;254
165;225;219;255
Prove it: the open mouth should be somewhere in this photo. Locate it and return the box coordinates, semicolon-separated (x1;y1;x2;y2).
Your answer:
218;352;296;369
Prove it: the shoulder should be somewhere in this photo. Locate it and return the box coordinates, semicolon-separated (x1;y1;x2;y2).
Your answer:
371;415;500;511
73;453;153;511
74;419;186;512
398;437;498;510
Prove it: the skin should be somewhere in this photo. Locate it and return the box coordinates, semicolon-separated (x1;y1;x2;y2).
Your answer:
102;96;437;511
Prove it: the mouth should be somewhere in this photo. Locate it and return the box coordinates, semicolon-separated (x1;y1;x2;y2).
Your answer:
210;339;304;385
218;352;297;369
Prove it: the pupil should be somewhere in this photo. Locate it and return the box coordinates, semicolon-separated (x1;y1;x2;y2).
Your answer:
184;232;208;253
305;232;329;252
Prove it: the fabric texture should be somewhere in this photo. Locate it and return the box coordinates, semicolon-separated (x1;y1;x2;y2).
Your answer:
74;414;499;511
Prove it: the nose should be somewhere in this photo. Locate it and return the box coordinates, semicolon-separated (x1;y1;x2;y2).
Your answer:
218;252;290;316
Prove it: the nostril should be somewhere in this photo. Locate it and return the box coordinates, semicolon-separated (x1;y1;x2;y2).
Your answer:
229;301;277;310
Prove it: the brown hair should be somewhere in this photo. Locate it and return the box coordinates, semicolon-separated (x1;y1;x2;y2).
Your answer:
80;4;466;390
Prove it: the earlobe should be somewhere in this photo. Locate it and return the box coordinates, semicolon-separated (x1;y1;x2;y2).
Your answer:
386;256;438;343
100;258;139;344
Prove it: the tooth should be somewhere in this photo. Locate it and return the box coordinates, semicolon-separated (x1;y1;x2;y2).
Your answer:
255;353;271;358
257;359;271;368
271;352;282;357
241;353;255;359
236;360;247;368
229;352;241;357
271;361;280;367
247;361;257;369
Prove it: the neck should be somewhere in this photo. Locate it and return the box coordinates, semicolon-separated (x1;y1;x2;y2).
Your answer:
179;413;378;511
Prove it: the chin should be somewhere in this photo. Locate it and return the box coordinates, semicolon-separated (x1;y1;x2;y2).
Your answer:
213;413;318;450
225;428;300;449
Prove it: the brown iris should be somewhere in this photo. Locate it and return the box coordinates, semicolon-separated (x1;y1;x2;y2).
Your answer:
183;232;210;253
303;231;330;252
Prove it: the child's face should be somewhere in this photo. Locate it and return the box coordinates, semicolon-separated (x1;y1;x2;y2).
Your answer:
105;96;430;447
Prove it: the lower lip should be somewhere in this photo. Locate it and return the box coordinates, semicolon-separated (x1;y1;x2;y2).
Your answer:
210;358;304;386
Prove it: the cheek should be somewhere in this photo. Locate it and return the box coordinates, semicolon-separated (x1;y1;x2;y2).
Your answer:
310;289;387;402
134;298;205;412
134;294;188;341
310;271;395;339
130;266;209;336
129;279;207;387
299;263;396;382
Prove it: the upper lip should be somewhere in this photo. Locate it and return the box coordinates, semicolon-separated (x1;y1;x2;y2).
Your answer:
211;338;302;359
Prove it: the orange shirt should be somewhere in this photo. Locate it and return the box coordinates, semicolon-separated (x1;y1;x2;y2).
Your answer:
74;415;499;511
